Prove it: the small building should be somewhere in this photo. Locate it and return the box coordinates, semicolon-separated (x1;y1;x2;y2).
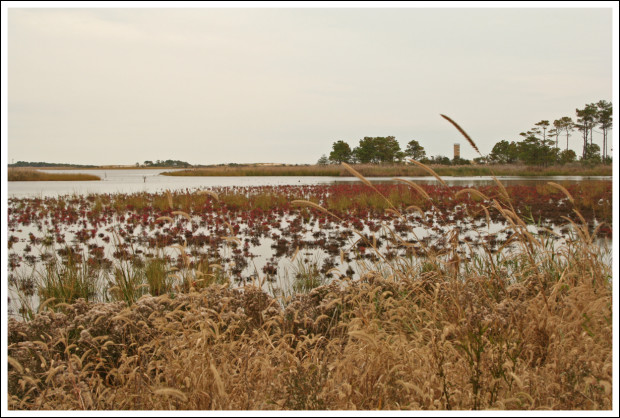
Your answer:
454;143;460;159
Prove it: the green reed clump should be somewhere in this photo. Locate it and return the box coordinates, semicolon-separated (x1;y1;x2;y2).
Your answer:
106;235;149;305
290;256;327;294
37;248;102;308
144;256;173;296
108;258;147;305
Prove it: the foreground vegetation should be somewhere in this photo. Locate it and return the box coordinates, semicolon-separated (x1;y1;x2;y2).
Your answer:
162;162;612;178
8;168;101;182
7;163;613;410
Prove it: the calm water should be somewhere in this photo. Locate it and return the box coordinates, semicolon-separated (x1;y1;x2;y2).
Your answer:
7;169;612;198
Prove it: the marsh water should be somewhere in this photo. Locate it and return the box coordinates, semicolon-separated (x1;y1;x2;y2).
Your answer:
7;168;612;197
7;169;613;318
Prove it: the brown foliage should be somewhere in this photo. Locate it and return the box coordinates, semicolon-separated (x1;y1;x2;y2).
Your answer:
8;242;612;410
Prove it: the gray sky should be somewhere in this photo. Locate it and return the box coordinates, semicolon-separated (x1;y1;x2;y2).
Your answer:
5;5;615;165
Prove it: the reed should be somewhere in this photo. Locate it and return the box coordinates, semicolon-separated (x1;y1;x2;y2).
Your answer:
144;255;173;296
36;247;103;309
290;255;328;294
106;235;148;304
8;168;101;181
108;257;147;304
440;114;482;156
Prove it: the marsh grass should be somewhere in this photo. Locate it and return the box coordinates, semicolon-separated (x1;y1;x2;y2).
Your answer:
7;120;613;410
105;234;149;305
38;248;102;306
194;255;229;289
8;168;101;181
108;257;147;304
144;255;173;296
290;254;328;294
161;163;612;178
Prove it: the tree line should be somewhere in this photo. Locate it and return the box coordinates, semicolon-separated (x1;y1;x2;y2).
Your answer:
488;100;612;166
319;100;612;166
141;159;191;168
318;137;432;165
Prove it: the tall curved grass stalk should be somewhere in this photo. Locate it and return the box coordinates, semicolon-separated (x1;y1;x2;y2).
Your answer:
406;159;448;187
393;178;432;201
440;114;482;157
546;182;575;203
342;162;403;217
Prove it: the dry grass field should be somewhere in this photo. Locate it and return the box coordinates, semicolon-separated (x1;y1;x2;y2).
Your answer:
8;168;101;181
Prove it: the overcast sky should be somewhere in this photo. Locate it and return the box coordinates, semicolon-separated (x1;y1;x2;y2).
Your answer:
4;4;615;165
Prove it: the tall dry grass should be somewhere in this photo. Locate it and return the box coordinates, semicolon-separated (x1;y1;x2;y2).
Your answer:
8;168;100;181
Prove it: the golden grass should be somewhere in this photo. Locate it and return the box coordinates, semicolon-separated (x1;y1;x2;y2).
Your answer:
7;236;612;410
406;160;448;186
546;181;575;204
440;114;482;156
161;163;612;178
8;168;100;181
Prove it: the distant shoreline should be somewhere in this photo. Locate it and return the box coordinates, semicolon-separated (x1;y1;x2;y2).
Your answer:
160;163;612;178
7;163;613;178
10;166;180;170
